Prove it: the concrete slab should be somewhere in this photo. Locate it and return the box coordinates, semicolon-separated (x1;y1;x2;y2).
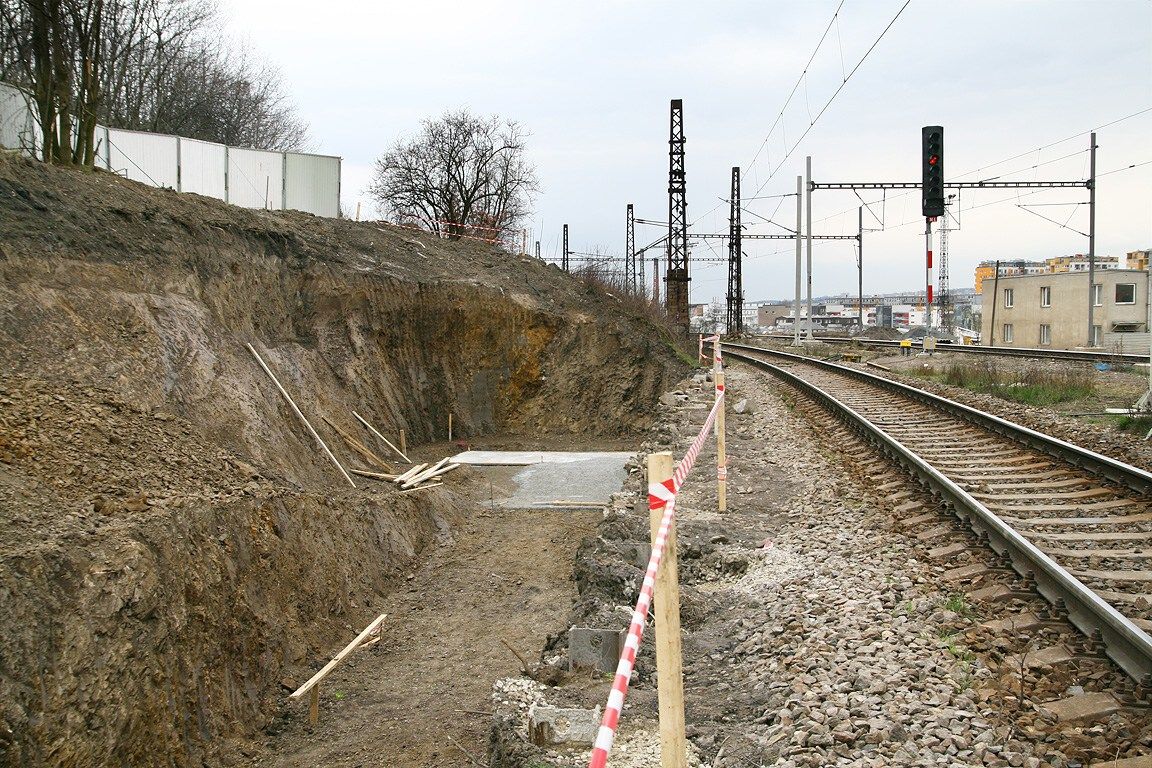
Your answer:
456;451;635;509
454;450;634;466
1091;756;1152;768
1041;692;1120;723
528;704;602;745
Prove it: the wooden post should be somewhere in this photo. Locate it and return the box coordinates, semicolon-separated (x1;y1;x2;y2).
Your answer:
246;343;356;488
399;428;407;456
309;687;319;726
648;452;687;768
448;412;453;442
714;338;727;512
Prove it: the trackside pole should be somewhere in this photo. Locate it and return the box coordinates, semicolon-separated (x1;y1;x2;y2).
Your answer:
648;451;688;768
713;338;727;512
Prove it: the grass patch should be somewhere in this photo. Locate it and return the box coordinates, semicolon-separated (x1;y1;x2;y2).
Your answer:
944;592;974;617
1111;413;1152;435
912;360;1095;406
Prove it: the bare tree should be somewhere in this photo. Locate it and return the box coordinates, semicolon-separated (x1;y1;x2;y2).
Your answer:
1;0;111;166
0;0;309;160
368;109;539;243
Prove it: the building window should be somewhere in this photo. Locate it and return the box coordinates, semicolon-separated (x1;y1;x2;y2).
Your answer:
1004;288;1014;308
1003;323;1014;343
1040;286;1051;307
1116;283;1136;304
1091;325;1102;346
1092;284;1102;306
1039;324;1051;345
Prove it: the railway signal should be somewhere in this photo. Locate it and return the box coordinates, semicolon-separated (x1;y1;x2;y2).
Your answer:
921;125;945;218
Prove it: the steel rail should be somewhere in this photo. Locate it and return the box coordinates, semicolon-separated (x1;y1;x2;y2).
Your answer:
726;343;1152;684
752;333;1150;365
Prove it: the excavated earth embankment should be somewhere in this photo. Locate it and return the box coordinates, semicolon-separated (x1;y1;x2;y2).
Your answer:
0;154;687;767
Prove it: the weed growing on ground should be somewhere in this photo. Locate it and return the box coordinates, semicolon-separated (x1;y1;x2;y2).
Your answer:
1112;413;1152;435
944;592;974;617
912;359;1095;405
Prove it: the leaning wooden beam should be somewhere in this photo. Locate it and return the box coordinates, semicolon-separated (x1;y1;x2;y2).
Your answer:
399;482;444;494
323;417;395;473
393;463;427;485
353;411;412;463
350;468;399;481
401;462;461;489
290;613;388;703
246;343;356;488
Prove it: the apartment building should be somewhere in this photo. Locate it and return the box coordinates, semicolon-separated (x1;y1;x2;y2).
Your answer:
974;255;1120;293
989;269;1149;350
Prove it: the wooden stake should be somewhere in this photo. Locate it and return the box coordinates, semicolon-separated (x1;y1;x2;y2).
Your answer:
714;338;727;513
399;428;407;456
353;411;411;463
648;452;687;768
290;613;388;706
246;343;356;488
309;687;319;726
448;412;453;442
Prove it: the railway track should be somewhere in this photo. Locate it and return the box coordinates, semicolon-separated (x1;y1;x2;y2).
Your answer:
725;342;1152;691
753;333;1150;365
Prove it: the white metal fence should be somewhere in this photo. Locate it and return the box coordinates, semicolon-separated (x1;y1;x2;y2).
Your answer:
0;81;340;218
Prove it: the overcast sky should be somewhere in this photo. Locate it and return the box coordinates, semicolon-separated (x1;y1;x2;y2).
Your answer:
220;0;1151;304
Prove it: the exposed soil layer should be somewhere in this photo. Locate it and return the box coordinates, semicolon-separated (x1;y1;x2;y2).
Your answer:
0;154;686;766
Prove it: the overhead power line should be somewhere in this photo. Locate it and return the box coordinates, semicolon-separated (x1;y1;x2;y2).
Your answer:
746;1;845;173
751;0;913;197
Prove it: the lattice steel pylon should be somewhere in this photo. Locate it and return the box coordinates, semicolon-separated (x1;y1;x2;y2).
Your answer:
938;196;954;333
666;99;690;328
562;224;569;272
725;166;743;336
625;204;637;295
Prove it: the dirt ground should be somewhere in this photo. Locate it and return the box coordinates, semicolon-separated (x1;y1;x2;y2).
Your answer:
260;498;600;767
0;154;686;767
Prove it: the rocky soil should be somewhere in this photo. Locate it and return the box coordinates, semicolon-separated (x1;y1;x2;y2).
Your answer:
0;153;687;766
490;363;1152;767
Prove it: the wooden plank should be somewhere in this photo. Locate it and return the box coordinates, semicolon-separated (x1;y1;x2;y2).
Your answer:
247;343;356;488
350;469;399;482
401;462;460;489
399;482;444;494
323;417;395;473
648;452;687;768
393;463;428;485
290;613;388;701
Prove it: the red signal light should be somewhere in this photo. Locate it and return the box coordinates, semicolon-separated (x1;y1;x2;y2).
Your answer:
929;155;939;165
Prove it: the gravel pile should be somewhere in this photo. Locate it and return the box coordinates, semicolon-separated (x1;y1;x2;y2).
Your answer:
489;361;1152;767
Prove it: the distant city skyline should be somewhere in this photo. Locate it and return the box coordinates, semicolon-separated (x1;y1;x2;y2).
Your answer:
219;0;1152;300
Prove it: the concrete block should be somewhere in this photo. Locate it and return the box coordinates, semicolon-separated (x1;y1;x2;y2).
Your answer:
928;541;968;560
1040;692;1120;723
569;626;625;672
528;704;602;745
1092;756;1152;768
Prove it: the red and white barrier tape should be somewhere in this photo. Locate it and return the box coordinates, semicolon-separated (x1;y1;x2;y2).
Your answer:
588;390;725;768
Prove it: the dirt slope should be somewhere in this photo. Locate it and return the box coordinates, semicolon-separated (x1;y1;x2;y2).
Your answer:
0;154;687;766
